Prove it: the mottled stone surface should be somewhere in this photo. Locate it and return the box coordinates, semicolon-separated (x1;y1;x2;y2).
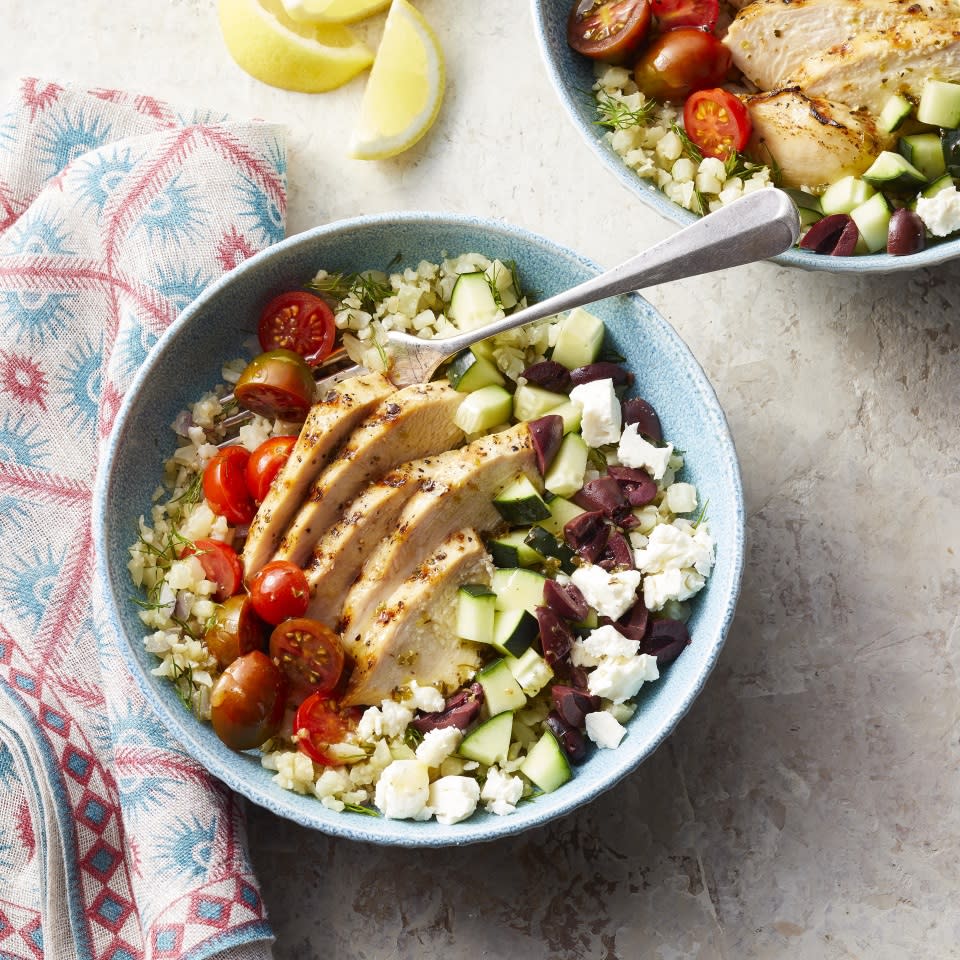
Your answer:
5;0;959;956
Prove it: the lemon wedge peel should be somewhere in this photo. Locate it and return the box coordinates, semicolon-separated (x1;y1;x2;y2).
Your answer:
349;0;446;161
217;0;374;93
280;0;392;24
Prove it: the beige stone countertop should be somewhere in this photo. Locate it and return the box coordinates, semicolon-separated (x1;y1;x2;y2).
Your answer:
4;0;959;956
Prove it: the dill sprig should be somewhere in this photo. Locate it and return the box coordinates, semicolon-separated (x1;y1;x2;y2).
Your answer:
587;447;608;472
307;271;392;312
342;802;380;817
671;124;703;165
169;661;195;710
169;472;203;511
693;498;710;530
595;90;655;130
404;725;424;749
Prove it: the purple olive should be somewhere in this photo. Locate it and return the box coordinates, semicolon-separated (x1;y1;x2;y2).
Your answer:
639;619;691;665
830;217;860;257
573;476;629;523
410;682;484;733
543;579;589;622
563;510;610;563
798;213;853;255
569;362;634;389
887;208;926;257
598;531;633;571
545;711;588;763
535;605;575;667
621;398;662;443
551;685;601;729
608;465;658;507
522;360;571;393
610;597;649;643
528;414;564;474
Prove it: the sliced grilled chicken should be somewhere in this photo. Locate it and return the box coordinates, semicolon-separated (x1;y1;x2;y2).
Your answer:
744;88;894;187
790;18;960;117
338;422;538;645
341;528;492;707
724;0;957;92
241;373;393;580
272;381;465;568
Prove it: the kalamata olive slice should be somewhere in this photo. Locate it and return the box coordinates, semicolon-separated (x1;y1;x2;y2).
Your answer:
887;208;926;256
598;531;633;570
608;465;659;507
621;397;662;443
610;597;649;643
210;650;287;751
551;685;601;729
830;217;861;257
798;214;853;255
535;605;575;667
639;618;691;665
522;360;571;393
573;476;630;523
543;579;589;622
410;683;484;733
569;362;634;389
528;414;564;474
545;711;588;763
204;594;266;669
563;510;610;563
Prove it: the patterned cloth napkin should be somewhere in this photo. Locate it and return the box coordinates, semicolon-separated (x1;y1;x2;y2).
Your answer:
0;78;286;960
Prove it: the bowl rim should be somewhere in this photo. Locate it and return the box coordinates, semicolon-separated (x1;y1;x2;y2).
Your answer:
529;0;957;274
93;210;745;846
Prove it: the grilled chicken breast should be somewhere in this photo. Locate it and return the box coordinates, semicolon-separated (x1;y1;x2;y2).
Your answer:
724;0;958;92
790;18;960;116
338;421;538;646
241;373;393;580
341;528;492;707
272;381;465;568
744;88;894;187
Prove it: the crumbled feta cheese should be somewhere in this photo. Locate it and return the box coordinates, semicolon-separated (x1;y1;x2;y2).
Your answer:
585;711;627;749
588;654;659;703
569;378;622;448
374;759;432;820
571;624;640;668
428;776;481;825
415;727;462;768
481;767;524;816
642;568;705;611
407;681;446;714
634;521;715;577
915;187;960;237
570;564;642;621
358;699;414;743
618;423;674;480
664;482;697;514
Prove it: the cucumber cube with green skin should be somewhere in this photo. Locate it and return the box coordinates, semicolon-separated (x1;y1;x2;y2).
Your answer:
447;349;505;392
492;474;551;524
918;79;960;129
878;93;912;134
476;658;527;715
487;529;543;568
537;495;585;537
820;175;875;216
449;272;499;330
850;191;892;253
547;399;583;434
898;133;947;182
551;308;605;370
862;151;927;193
544;431;589;498
491;568;547;614
506;647;554;696
490;608;539;657
456;583;496;645
454;384;513;434
459;710;514;766
520;729;572;793
513;383;567;422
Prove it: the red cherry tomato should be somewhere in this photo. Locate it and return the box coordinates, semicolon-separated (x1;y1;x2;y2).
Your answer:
234;349;316;421
650;0;718;30
246;435;297;503
258;291;336;366
210;650;287;751
567;0;652;63
269;617;346;700
632;28;731;102
248;561;310;625
683;88;752;159
203;446;256;525
184;538;243;602
293;692;362;765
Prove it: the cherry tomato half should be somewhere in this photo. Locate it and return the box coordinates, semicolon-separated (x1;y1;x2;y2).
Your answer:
205;593;266;668
294;692;362;765
234;349;315;421
269;617;345;700
246;435;297;503
203;446;256;526
567;0;652;63
258;291;336;366
632;28;731;102
210;650;287;751
683;88;752;159
184;538;244;601
650;0;719;31
248;561;310;625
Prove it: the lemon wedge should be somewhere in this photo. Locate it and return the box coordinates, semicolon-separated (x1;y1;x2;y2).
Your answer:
280;0;391;24
218;0;374;93
349;0;445;160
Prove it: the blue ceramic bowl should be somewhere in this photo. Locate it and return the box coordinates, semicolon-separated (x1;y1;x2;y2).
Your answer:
532;0;960;273
94;212;744;846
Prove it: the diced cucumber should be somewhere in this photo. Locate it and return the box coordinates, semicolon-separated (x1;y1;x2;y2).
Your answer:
493;474;551;524
547;399;583;434
487;529;543;568
550;307;605;370
491;608;538;657
520;729;572;793
862;151;927;192
922;173;956;198
820;175;875;216
491;567;547;614
449;272;499;330
476;658;527;715
918;79;960;129
538;495;585;537
458;710;514;766
456;583;496;645
543;431;588;498
446;348;506;392
850;191;892;253
524;525;576;574
506;647;554;696
783;187;823;228
575;608;599;630
485;259;520;310
899;133;947;182
454;384;513;434
513;383;567;422
878;93;913;134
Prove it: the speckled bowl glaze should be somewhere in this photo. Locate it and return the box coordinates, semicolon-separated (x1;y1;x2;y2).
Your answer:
94;212;744;846
532;0;960;273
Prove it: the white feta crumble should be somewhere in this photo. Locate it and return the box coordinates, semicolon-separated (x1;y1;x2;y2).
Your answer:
570;563;642;621
569;378;622;448
374;759;432;820
585;711;627;749
642;568;705;611
915;187;960;237
481;767;524;816
571;624;640;668
618;423;674;480
407;680;446;714
664;481;697;514
415;727;462;768
588;654;659;704
634;521;715;577
428;776;481;825
357;699;415;742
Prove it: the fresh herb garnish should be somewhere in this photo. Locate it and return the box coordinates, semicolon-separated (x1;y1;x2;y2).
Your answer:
307;272;392;312
587;447;608;472
169;661;195;710
596;90;655;130
342;802;380;817
671;124;703;165
404;725;424;749
692;498;710;530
